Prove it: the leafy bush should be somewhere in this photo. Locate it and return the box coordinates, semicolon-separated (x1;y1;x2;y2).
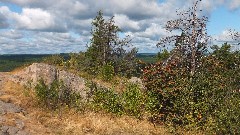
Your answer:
211;92;240;134
35;79;82;110
43;54;64;66
157;49;170;62
88;81;147;118
100;63;114;82
200;46;240;134
122;83;145;118
141;44;240;133
35;79;49;107
91;86;123;115
145;90;163;121
142;59;189;120
142;59;187;92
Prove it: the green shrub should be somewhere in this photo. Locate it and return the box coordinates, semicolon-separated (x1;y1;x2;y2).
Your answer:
90;85;123;115
122;83;145;118
100;63;114;82
198;52;240;133
35;79;82;110
35;79;49;107
88;81;147;118
43;54;64;66
213;93;240;134
142;60;189;123
141;47;240;133
145;90;163;120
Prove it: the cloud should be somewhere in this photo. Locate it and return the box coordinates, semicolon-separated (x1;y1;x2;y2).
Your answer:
0;0;55;9
0;29;23;39
0;6;67;32
212;30;239;50
210;29;240;51
228;0;240;10
0;6;10;28
114;14;140;31
0;31;87;54
213;30;232;42
135;23;171;40
0;0;240;53
12;8;67;32
0;15;8;28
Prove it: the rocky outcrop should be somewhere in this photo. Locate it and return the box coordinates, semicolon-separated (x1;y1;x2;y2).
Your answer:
11;63;87;100
16;63;57;86
9;63;145;101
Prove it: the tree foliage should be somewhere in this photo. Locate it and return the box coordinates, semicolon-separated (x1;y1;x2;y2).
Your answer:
157;0;209;77
142;0;240;133
143;42;240;133
86;11;138;77
157;49;170;62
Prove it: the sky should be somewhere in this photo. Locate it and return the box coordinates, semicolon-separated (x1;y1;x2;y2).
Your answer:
0;0;239;54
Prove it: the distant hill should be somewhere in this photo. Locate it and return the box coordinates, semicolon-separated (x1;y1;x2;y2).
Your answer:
136;53;157;63
0;54;49;72
0;53;158;72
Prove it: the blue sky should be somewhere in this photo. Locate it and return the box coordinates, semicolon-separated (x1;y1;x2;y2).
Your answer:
0;2;21;12
0;0;239;54
208;6;240;35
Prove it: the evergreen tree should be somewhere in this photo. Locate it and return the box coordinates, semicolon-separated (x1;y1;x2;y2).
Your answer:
86;11;138;77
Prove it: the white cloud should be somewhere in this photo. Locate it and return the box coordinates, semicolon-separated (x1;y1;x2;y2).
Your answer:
135;23;170;40
0;29;23;39
12;8;67;32
0;31;86;54
228;0;240;10
211;31;240;52
114;14;140;31
0;0;240;53
213;30;232;42
0;6;10;28
212;30;240;51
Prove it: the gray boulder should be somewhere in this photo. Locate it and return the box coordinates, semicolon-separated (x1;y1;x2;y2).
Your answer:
12;63;88;100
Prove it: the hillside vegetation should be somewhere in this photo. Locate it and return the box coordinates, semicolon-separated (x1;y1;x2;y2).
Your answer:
0;0;239;134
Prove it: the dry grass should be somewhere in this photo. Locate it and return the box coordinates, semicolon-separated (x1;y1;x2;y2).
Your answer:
1;81;54;134
1;80;171;135
59;110;170;135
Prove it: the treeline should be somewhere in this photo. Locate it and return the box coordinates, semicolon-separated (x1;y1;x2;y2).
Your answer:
0;53;157;72
0;54;48;71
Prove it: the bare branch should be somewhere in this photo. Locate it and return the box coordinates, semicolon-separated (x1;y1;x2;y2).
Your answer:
157;0;210;76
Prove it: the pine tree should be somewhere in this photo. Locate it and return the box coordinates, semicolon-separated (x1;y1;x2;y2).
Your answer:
86;11;137;76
